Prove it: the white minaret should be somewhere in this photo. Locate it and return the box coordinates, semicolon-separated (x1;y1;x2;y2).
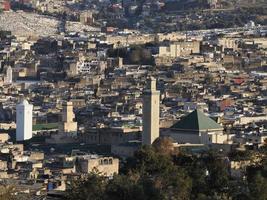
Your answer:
142;77;160;145
4;66;12;84
16;100;33;141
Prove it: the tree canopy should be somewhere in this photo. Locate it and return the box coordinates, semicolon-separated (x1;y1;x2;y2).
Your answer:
66;146;267;200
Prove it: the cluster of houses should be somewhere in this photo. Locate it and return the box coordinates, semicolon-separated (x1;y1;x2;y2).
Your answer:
0;9;267;197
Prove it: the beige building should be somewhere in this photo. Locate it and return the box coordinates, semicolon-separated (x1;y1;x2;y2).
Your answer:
71;99;86;109
106;34;155;48
76;155;119;177
218;37;239;51
154;56;174;66
106;32;188;48
107;57;123;68
0;133;9;143
80;11;94;25
142;77;160;145
46;101;78;144
81;127;140;145
60;101;77;135
67;62;79;77
155;33;186;42
159;41;200;58
28;152;44;162
249;38;267;49
0;160;7;171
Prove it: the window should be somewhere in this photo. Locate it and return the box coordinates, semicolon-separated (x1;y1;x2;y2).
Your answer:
104;159;108;165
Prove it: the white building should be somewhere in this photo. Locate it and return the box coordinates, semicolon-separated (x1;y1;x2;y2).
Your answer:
16;100;33;141
142;77;160;145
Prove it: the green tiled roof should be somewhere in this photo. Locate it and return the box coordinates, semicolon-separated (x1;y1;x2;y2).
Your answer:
171;109;222;131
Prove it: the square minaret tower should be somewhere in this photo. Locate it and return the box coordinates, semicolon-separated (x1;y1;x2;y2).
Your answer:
142;77;160;145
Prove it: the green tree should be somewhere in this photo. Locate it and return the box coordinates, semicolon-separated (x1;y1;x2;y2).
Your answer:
129;49;141;64
126;145;174;175
127;46;153;65
65;173;107;200
249;172;267;200
152;137;175;156
206;156;230;193
105;174;145;200
125;146;192;200
66;146;192;200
